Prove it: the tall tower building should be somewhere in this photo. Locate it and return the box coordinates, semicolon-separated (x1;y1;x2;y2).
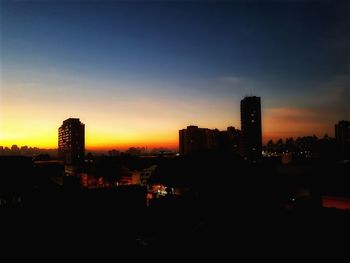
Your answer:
58;118;85;165
335;120;350;159
240;96;262;161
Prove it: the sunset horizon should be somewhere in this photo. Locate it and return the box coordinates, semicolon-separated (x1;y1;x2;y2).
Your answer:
1;1;348;150
0;111;340;151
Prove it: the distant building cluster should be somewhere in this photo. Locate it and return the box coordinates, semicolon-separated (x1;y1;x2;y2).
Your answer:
262;121;350;163
264;135;336;162
179;96;262;162
0;145;57;158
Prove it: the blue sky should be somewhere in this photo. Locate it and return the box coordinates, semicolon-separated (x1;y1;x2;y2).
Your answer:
1;0;349;148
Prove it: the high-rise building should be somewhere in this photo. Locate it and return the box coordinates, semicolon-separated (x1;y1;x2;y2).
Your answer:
335;120;350;159
58;118;85;165
240;96;262;161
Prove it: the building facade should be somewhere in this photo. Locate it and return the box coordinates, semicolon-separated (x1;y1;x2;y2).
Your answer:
179;125;240;155
179;126;216;155
335;120;350;159
224;126;241;153
58;118;85;165
240;96;262;161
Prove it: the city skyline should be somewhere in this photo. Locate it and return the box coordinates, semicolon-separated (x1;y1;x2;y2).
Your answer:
0;107;346;152
1;1;349;150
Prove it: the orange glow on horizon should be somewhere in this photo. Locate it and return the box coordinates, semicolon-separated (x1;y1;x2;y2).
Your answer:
0;129;334;149
0;127;179;150
0;128;333;150
0;115;179;150
0;86;335;150
262;107;333;143
0;82;239;150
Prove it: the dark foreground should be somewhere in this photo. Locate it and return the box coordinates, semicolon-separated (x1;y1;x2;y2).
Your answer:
1;155;350;258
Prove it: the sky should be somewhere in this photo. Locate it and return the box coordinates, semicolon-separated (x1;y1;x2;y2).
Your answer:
0;0;349;150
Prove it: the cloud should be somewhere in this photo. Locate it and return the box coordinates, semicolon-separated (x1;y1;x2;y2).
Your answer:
313;75;350;119
218;76;243;85
214;75;258;96
264;107;330;138
263;75;350;140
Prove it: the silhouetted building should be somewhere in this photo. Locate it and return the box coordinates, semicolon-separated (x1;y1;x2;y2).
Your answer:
179;126;216;155
223;126;241;153
179;125;240;155
0;156;34;207
58;118;85;165
240;96;262;161
335;120;350;159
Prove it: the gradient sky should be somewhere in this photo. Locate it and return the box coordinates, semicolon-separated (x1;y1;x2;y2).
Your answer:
1;0;349;150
